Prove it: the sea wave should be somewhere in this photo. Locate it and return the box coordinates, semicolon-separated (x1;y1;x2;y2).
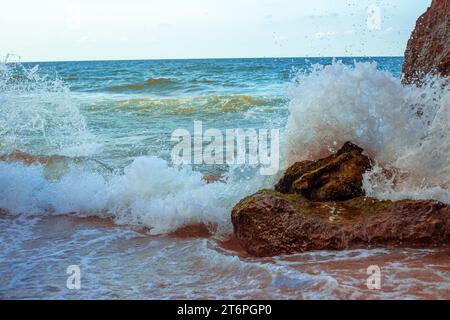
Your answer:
2;59;450;236
108;77;181;92
286;61;450;203
0;60;274;234
0;157;271;234
105;95;286;115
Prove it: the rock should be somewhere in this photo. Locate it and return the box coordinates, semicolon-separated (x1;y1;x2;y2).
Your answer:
202;174;225;184
0;208;8;217
231;190;450;257
0;151;67;166
275;142;372;201
168;223;214;238
402;0;450;84
232;141;450;256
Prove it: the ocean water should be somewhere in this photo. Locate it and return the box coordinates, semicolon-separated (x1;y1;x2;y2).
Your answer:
0;57;449;299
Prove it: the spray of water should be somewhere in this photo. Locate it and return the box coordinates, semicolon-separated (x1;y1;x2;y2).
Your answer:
0;56;95;156
286;61;450;203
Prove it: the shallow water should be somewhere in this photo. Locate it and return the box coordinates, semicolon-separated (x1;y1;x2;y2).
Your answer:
1;214;448;299
0;57;449;299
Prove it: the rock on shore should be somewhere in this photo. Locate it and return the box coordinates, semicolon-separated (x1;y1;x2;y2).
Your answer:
232;189;450;256
274;142;372;201
231;142;450;256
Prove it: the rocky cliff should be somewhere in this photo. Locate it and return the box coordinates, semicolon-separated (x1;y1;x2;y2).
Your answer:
402;0;450;84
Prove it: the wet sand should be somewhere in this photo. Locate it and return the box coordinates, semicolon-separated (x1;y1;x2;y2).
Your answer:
1;213;448;299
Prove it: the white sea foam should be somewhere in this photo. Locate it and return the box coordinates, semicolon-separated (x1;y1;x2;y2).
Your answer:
0;158;270;234
286;61;450;203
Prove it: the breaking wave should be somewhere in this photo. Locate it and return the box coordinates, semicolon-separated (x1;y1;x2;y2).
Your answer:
0;60;97;156
0;60;276;234
0;157;269;234
286;61;450;203
2;59;450;236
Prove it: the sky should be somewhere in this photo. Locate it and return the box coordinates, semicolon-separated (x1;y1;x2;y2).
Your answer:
0;0;431;62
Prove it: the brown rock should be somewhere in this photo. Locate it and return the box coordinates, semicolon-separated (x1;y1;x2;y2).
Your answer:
402;0;450;84
275;142;372;201
231;190;450;257
0;151;67;166
168;223;214;238
202;174;225;184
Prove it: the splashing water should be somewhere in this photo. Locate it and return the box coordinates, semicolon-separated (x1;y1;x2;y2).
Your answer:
0;58;96;156
286;61;450;203
1;59;450;231
0;59;273;233
0;157;272;234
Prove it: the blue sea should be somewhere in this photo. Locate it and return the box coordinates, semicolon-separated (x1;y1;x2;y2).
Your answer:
12;57;403;165
1;57;449;299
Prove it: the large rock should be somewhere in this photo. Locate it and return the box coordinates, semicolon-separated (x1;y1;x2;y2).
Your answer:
275;142;372;201
232;141;450;256
231;190;450;257
402;0;450;84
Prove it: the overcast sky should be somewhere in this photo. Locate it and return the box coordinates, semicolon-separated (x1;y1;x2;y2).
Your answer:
0;0;431;62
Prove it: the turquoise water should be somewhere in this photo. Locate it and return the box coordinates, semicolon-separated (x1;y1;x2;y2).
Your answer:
18;57;403;167
2;57;449;300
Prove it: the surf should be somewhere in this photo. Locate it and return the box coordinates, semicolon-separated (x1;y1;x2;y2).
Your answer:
286;60;450;204
1;58;450;236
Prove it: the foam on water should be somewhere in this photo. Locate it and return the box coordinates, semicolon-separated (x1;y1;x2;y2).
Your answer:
286;61;450;203
0;216;343;299
4;213;446;299
0;158;271;234
0;59;277;234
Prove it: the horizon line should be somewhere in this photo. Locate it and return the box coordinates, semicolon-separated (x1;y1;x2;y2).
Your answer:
17;55;405;64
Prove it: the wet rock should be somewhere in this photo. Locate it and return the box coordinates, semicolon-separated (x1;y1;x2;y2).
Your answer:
231;190;450;257
402;0;450;84
0;151;67;166
275;142;372;201
168;223;214;238
232;141;450;256
202;174;225;184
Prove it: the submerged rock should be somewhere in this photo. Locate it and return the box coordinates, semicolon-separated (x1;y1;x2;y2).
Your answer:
402;0;450;84
0;151;67;166
202;174;225;184
231;190;450;257
275;142;372;201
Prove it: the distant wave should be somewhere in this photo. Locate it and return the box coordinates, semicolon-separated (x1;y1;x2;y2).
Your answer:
108;77;180;92
103;95;287;115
